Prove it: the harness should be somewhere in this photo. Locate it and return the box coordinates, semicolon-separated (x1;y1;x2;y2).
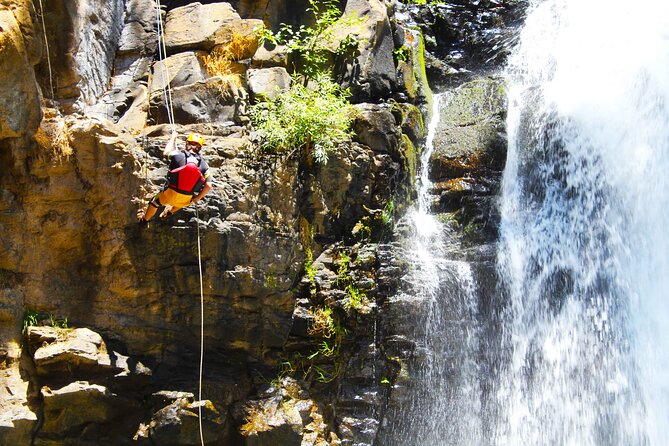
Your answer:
167;152;206;195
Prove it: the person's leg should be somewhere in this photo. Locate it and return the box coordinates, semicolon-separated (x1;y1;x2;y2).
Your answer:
143;196;161;221
139;191;170;222
161;205;182;218
160;205;173;218
138;196;159;222
159;191;190;218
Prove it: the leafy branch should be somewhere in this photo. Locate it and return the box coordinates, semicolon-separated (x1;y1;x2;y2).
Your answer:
249;74;354;164
259;0;361;81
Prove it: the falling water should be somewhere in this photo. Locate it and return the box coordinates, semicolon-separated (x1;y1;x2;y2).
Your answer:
495;0;669;445
380;94;484;445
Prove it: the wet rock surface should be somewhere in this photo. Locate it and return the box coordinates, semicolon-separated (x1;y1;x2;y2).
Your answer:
430;76;507;242
399;0;528;87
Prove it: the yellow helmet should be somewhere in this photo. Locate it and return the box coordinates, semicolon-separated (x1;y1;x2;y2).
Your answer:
186;132;205;147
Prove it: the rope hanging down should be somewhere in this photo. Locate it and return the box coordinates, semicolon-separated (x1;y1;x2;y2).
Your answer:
154;0;177;133
37;0;55;99
196;208;206;446
154;3;206;445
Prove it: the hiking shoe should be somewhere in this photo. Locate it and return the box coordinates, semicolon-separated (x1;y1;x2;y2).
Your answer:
160;205;173;219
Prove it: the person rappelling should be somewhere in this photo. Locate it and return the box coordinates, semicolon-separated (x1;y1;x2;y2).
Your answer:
137;132;212;225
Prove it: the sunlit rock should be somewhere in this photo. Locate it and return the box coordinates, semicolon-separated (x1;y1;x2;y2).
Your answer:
165;2;262;56
0;5;41;138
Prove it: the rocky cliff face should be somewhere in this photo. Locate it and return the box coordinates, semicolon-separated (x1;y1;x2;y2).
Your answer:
0;0;521;444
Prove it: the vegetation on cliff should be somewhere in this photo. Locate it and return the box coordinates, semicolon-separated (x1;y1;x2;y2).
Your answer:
250;75;354;164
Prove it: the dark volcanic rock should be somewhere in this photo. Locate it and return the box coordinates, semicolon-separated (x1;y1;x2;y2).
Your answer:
401;0;528;86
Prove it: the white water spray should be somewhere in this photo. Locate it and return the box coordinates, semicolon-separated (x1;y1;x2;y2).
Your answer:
497;0;669;444
380;94;484;445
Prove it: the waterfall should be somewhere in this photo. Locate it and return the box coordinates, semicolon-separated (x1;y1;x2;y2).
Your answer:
495;0;669;445
379;94;484;445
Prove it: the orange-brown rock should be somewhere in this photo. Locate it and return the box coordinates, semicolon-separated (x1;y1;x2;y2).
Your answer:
165;2;262;56
0;1;41;138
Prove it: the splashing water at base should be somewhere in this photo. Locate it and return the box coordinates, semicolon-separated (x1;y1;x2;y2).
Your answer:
378;94;485;445
495;0;669;445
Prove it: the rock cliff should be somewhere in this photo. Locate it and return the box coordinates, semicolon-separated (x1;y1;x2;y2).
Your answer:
0;0;522;444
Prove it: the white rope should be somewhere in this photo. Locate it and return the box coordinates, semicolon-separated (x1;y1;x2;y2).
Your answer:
195;208;205;446
154;0;177;132
154;3;204;445
37;0;55;98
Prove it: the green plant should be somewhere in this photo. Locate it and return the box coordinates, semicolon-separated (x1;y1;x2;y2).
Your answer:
401;0;448;5
308;339;338;359
250;75;354;164
50;314;68;329
463;220;481;239
304;246;318;297
308;307;336;338
393;45;410;63
277;340;344;384
312;364;340;383
305;254;318;283
380;377;391;385
264;272;278;289
352;219;372;239
22;310;40;335
336;252;350;285
344;284;371;314
22;310;68;335
279;304;347;384
381;200;395;225
335;250;372;314
277;359;298;380
259;0;361;80
437;210;461;228
299;220;321;299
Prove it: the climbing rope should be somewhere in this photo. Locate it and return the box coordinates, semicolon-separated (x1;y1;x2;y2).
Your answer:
154;0;177;133
153;3;206;445
142;61;154;186
36;0;55;99
195;208;205;446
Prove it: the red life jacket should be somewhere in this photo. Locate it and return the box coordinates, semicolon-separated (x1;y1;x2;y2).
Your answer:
167;153;205;195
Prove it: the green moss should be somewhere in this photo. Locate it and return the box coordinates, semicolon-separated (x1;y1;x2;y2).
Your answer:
411;32;433;110
402;134;418;181
443;77;507;125
391;102;424;138
436;210;461;228
264;273;278;289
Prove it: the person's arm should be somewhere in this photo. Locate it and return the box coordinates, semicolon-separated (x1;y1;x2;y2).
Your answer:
163;132;179;158
192;181;212;204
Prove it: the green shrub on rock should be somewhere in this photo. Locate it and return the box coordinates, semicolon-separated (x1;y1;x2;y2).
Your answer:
250;75;354;164
259;0;360;80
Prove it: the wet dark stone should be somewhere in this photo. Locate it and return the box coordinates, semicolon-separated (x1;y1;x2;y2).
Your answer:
399;0;529;87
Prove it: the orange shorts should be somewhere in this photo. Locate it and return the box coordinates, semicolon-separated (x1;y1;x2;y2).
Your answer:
155;188;192;211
